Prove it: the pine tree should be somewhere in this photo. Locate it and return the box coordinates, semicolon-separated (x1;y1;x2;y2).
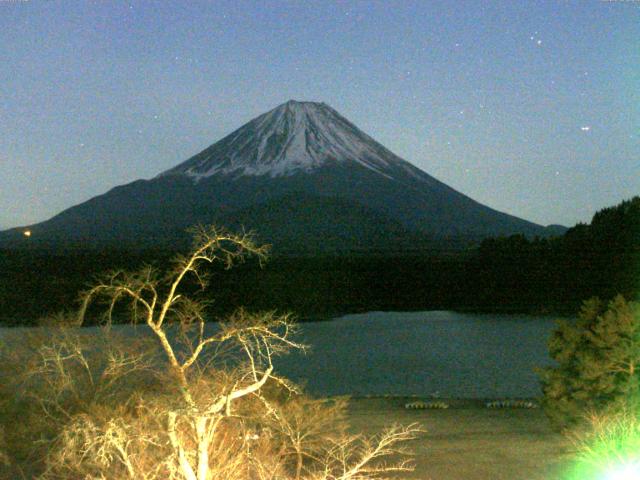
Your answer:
539;295;640;429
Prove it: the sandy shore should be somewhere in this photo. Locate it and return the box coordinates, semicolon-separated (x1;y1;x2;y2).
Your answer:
345;397;574;480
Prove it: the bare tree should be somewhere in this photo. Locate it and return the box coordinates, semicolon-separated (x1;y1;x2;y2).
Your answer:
266;396;349;479
75;226;303;480
2;225;421;479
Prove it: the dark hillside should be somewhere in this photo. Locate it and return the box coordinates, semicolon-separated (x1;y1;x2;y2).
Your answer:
1;197;636;326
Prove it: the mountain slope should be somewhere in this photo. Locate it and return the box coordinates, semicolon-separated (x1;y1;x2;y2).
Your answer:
160;100;434;181
0;100;561;251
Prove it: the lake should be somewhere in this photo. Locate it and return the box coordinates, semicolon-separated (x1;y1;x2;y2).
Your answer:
272;311;564;399
1;311;565;399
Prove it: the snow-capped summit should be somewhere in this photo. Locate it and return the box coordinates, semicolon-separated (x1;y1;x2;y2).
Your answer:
0;100;560;251
160;100;424;181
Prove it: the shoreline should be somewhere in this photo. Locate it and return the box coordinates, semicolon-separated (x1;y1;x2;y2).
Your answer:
344;396;571;480
1;304;574;327
330;396;545;414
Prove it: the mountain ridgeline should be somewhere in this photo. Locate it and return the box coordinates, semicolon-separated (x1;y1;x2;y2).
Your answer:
0;100;560;252
0;196;637;325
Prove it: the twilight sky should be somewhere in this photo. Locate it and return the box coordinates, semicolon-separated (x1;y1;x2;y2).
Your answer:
1;0;638;230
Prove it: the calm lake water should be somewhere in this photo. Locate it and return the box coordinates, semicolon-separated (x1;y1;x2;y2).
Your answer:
1;311;565;399
272;311;564;399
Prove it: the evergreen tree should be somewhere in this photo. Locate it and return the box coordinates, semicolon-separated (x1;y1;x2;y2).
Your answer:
539;295;640;429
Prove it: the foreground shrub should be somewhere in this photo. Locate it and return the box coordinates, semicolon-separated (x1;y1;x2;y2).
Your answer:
565;406;640;480
538;295;640;430
0;322;162;479
0;226;419;479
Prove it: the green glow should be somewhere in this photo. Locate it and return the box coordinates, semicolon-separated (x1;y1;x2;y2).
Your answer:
564;457;640;480
603;462;640;480
560;406;640;480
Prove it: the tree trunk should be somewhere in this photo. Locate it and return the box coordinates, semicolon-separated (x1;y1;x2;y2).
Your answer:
196;417;210;480
168;412;198;480
295;448;303;480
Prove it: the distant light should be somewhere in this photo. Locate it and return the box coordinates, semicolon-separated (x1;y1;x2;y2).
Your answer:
581;126;591;131
23;230;31;237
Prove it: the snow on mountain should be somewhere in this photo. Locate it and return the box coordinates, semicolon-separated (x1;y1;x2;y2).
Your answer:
160;100;428;182
0;99;557;250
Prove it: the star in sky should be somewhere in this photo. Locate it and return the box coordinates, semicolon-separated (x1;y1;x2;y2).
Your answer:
530;32;543;46
1;1;637;230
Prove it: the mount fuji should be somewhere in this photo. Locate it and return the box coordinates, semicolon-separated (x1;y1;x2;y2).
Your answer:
1;100;561;252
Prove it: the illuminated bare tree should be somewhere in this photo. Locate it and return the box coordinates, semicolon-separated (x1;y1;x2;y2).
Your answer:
2;225;420;479
76;226;303;480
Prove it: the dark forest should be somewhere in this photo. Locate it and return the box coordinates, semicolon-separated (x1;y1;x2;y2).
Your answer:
1;197;638;326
